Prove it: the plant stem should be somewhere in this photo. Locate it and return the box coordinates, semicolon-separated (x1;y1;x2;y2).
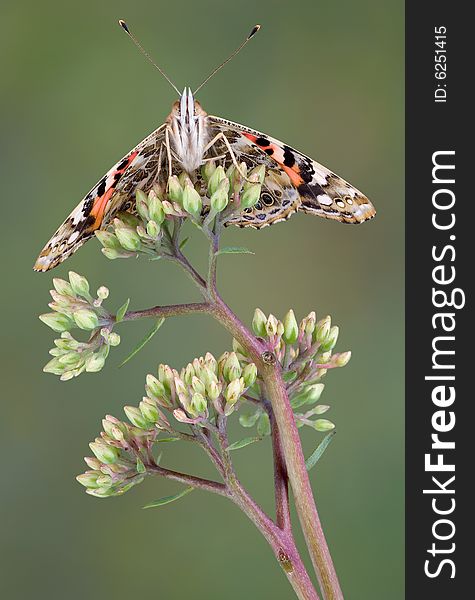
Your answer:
148;464;228;497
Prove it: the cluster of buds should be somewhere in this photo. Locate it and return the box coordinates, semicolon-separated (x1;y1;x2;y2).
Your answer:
145;351;258;423
77;406;169;498
40;272;120;380
96;187;168;260
240;309;352;434
201;161;265;221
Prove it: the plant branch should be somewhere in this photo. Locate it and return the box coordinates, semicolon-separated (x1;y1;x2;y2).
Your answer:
121;302;211;322
148;464;229;497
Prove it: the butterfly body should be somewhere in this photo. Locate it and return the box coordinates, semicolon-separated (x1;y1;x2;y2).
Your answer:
34;88;375;272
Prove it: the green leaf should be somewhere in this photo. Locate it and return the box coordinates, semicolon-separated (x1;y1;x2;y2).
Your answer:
119;318;165;368
226;436;262;451
136;457;146;473
239;410;262;428
143;486;194;509
305;431;336;472
116;298;130;323
257;413;271;437
155;436;180;443
215;246;254;256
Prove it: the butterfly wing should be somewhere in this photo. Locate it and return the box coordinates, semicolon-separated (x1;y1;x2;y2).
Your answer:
207;116;375;227
34;124;166;271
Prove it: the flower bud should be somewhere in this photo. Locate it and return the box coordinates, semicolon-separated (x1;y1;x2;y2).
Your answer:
53;278;74;297
101;247;132;260
204;352;217;374
202;159;216;182
73;309;99;331
208;165;227;196
321;326;339;351
96;286;109;300
223;352;242;382
313;419;335;432
95;230;122;250
69;271;90;298
148;190;165;224
135;189;150;221
207;380;221;401
240;183;262;209
39;312;74;332
224;377;245;406
266;314;279;337
167;175;183;204
84;457;102;470
210;177;230;213
146;219;160;238
282;309;298;344
89;442;119;464
304;312;317;336
76;471;101;488
124;405;151;429
247;164;266;185
191;376;206;396
252;308;267;337
58;351;83;368
108;332;120;346
315;316;331;343
85;352;106;373
139;398;160;423
182;182;202;218
242;363;257;387
114;224;142;252
146;374;166;399
333;351;351;367
190;392;207;416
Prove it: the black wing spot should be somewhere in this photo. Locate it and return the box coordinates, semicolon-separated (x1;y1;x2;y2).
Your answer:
264;148;274;155
255;136;270;147
261;193;274;206
283;146;296;168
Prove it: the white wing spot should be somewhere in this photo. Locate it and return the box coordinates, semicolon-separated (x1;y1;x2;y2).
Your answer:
317;194;333;206
68;231;80;244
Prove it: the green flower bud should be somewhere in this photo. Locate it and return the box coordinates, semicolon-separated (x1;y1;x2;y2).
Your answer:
85;352;106;373
210;177;230;213
135;189;150;221
247;164;266;185
321;326;339;351
146;219;160;238
84;456;102;470
313;419;335;432
167;175;183;204
282;309;298;344
68;271;90;298
95;230;122;250
208;165;227;196
333;351;351;367
148;190;165;224
158;364;174;395
182;363;195;386
202;159;216;182
101;247;132;260
182;182;202;218
204;352;217;374
207;380;221;401
224;377;245;406
252;308;267;337
53;278;74;297
190;392;207;416
305;312;317;336
139;398;159;423
124;405;151;429
39;312;74;332
315;316;331;344
240;183;262;209
58;351;83;368
291;383;325;408
223;352;242;382
191;376;206;396
43;356;67;375
73;309;99;331
266;314;279;337
117;212;141;228
89;442;119;464
242;363;257;387
96;286;109;300
95;474;113;488
146;374;166;399
114;224;142;252
108;332;120;346
76;471;102;488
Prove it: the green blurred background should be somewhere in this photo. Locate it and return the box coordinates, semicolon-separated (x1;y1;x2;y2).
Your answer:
0;0;403;598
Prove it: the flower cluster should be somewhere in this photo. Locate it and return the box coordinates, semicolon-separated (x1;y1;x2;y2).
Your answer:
239;309;352;434
96;166;265;260
77;351;258;498
40;272;121;380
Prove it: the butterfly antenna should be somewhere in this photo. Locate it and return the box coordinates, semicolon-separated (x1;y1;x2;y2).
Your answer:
118;20;181;95
193;24;261;95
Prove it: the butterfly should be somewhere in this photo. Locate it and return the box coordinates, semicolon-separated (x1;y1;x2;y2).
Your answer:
34;23;375;272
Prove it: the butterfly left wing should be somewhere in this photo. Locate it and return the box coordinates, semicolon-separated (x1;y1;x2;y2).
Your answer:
207;116;375;227
34;124;166;272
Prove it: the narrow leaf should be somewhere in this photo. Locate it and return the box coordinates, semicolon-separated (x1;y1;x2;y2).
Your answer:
118;318;165;367
179;236;190;249
116;298;130;323
305;431;336;472
143;486;194;509
226;436;262;451
215;246;254;256
155;436;180;443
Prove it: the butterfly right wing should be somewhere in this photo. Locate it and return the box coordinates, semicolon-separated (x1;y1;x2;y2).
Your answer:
34;124;167;272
